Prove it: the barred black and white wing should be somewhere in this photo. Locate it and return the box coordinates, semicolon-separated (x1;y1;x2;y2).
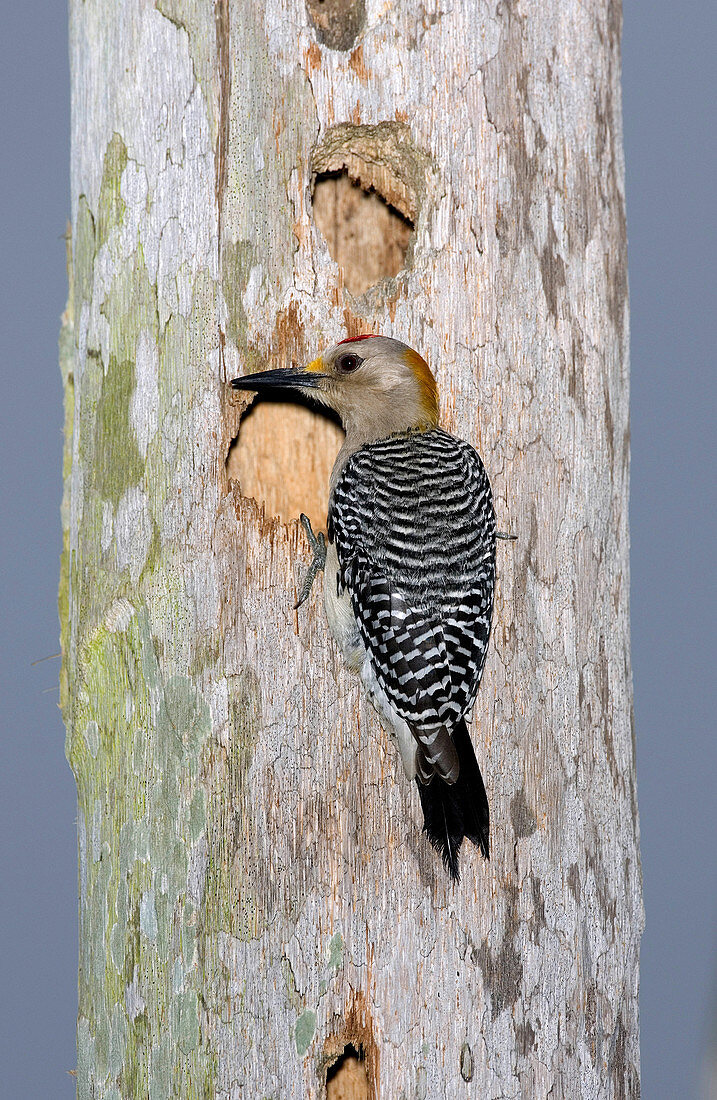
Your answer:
328;429;496;876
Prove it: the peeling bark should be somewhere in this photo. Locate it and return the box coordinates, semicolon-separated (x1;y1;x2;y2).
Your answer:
63;1;641;1096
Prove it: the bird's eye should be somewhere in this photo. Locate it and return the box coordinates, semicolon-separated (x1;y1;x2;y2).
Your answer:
336;353;363;374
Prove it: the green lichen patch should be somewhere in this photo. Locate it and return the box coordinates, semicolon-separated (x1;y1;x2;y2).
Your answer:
74;194;96;317
69;606;215;1096
59;321;75;484
94;355;145;505
100;253;159;372
328;931;344;971
158;675;211;777
58;524;72;719
97;133;128;249
64;101;229;1099
294;1009;317;1057
59;303;75;718
189;788;206;841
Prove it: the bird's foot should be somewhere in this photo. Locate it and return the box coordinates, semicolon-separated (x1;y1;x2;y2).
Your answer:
294;513;327;609
496;531;518;541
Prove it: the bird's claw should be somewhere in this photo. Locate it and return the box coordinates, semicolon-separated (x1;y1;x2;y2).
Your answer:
294;513;327;609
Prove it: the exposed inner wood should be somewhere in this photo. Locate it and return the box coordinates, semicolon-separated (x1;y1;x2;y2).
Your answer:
226;397;343;528
326;1046;369;1099
313;170;413;296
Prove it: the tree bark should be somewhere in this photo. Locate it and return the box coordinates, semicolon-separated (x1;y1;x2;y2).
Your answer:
62;1;641;1097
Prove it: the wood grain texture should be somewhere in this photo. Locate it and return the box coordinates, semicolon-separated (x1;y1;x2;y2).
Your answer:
63;1;641;1096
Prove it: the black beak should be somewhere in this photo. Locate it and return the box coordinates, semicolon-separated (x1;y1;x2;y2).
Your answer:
230;368;326;392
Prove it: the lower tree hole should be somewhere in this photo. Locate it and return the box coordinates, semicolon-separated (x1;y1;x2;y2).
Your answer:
226;393;344;530
326;1044;369;1099
313;169;414;296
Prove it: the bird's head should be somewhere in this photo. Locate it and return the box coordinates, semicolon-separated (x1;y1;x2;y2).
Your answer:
231;335;439;443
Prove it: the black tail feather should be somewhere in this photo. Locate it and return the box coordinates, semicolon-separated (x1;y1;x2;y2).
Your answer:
416;718;490;882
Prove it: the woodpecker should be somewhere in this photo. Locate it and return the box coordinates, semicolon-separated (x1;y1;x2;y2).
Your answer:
231;335;497;881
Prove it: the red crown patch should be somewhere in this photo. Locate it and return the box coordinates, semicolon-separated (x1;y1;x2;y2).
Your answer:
337;334;380;344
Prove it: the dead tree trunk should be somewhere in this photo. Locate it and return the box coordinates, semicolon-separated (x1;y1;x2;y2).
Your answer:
62;1;641;1096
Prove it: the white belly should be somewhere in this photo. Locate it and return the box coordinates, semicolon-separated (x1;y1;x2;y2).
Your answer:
323;543;363;669
323;542;418;780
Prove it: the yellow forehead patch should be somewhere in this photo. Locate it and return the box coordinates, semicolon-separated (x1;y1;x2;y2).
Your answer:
403;348;439;426
306;356;324;373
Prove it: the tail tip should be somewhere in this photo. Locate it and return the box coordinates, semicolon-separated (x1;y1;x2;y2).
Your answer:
422;823;462;882
468;822;490;862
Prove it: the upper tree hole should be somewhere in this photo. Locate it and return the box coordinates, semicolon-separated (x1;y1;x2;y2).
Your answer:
326;1043;369;1098
313;169;414;297
311;122;429;296
306;0;366;51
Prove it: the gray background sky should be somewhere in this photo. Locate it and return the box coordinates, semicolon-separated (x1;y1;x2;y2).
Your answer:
1;4;714;1097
